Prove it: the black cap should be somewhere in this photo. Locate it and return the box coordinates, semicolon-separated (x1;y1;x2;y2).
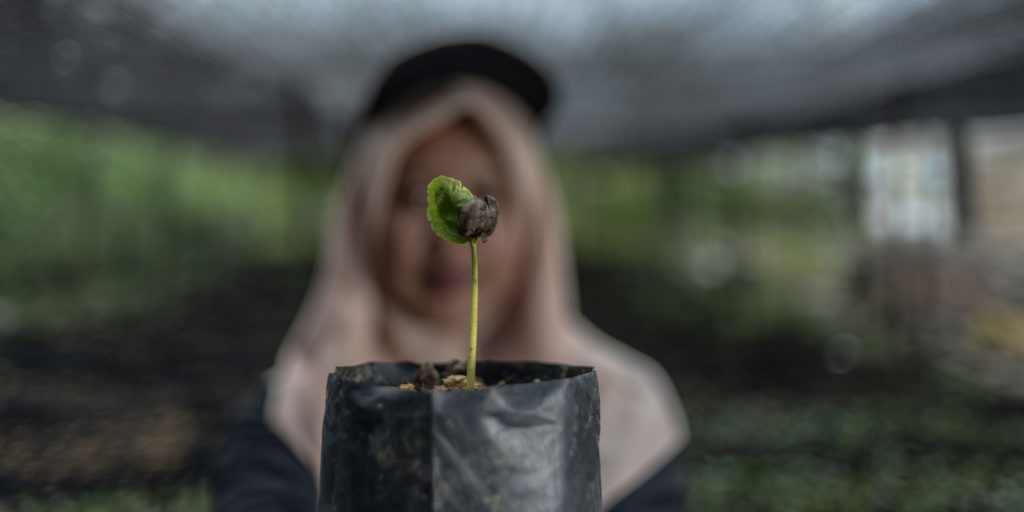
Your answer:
366;43;551;121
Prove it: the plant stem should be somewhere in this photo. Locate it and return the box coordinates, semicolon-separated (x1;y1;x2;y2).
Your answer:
467;239;478;390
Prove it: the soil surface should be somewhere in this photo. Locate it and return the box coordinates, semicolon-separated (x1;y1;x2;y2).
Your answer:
0;265;310;494
400;362;487;391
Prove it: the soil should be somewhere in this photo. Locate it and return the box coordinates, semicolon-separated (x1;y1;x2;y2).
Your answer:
0;265;310;495
399;361;487;391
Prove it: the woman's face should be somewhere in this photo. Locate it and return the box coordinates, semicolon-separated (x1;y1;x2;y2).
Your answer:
385;121;524;326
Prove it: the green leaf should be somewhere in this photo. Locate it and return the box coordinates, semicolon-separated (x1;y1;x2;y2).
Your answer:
427;175;475;244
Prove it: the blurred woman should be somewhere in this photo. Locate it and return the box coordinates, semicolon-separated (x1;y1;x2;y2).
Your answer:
213;43;689;511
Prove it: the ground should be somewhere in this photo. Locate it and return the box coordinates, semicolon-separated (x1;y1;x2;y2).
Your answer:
2;263;1023;511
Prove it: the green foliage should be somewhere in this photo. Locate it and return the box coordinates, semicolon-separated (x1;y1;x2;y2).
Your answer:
426;175;474;244
555;139;858;349
0;102;330;331
686;374;1024;511
3;483;211;512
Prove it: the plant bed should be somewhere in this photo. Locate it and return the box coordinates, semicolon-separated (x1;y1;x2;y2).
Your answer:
317;360;601;512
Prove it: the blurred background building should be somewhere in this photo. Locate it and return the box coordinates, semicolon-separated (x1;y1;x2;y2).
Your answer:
2;1;1024;510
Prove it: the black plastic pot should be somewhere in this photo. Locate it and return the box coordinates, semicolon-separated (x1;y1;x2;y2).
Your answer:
317;361;601;512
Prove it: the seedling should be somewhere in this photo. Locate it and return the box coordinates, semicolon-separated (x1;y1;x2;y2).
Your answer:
426;176;499;390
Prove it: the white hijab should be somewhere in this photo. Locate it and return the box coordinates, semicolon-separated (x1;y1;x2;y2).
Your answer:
264;78;689;507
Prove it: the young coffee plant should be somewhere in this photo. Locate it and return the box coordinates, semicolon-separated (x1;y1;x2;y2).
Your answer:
426;176;499;389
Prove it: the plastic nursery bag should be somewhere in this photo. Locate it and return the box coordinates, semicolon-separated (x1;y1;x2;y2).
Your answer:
317;361;601;512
